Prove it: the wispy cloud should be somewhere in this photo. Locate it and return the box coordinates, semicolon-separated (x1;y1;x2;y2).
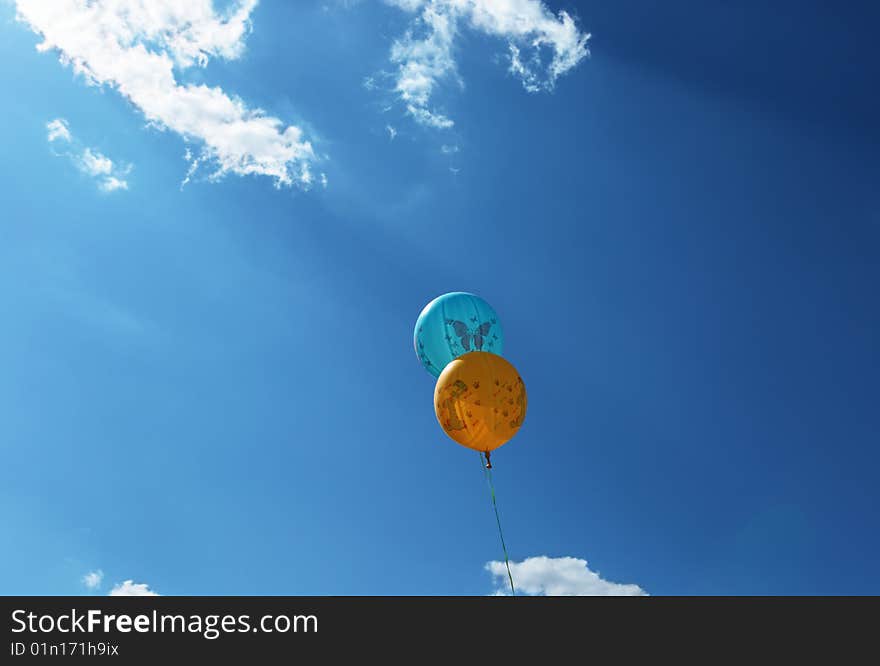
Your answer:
109;580;159;596
486;556;647;596
389;2;459;128
386;125;398;140
47;118;71;142
47;118;131;192
81;570;104;590
382;0;590;128
18;1;318;189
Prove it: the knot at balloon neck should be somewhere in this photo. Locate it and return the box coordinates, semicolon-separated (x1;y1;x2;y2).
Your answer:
484;451;492;469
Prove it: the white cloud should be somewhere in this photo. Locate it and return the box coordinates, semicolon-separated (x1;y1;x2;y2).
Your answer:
47;118;131;192
384;0;590;127
109;580;159;596
47;118;72;142
408;105;455;129
386;124;398;140
80;148;113;177
487;556;647;596
440;143;459;154
81;570;104;590
99;176;130;192
389;3;459;128
17;0;318;188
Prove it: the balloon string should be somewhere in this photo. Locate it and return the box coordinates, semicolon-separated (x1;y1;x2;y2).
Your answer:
480;452;516;597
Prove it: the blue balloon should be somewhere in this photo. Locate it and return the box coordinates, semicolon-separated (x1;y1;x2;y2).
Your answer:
414;292;504;378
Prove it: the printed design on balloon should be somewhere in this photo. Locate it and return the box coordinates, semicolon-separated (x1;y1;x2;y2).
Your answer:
489;376;526;430
416;326;436;372
445;317;497;353
510;377;526;429
437;380;469;433
436;373;525;440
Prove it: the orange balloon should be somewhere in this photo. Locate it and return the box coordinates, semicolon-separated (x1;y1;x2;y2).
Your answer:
434;351;527;453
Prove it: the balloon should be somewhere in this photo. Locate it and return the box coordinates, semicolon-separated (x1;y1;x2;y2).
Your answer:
434;351;526;453
414;292;504;378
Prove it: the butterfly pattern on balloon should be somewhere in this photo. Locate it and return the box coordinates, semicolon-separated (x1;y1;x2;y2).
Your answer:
416;331;436;372
445;317;497;353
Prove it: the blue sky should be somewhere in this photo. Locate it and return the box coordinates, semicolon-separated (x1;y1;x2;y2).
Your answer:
1;0;877;596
